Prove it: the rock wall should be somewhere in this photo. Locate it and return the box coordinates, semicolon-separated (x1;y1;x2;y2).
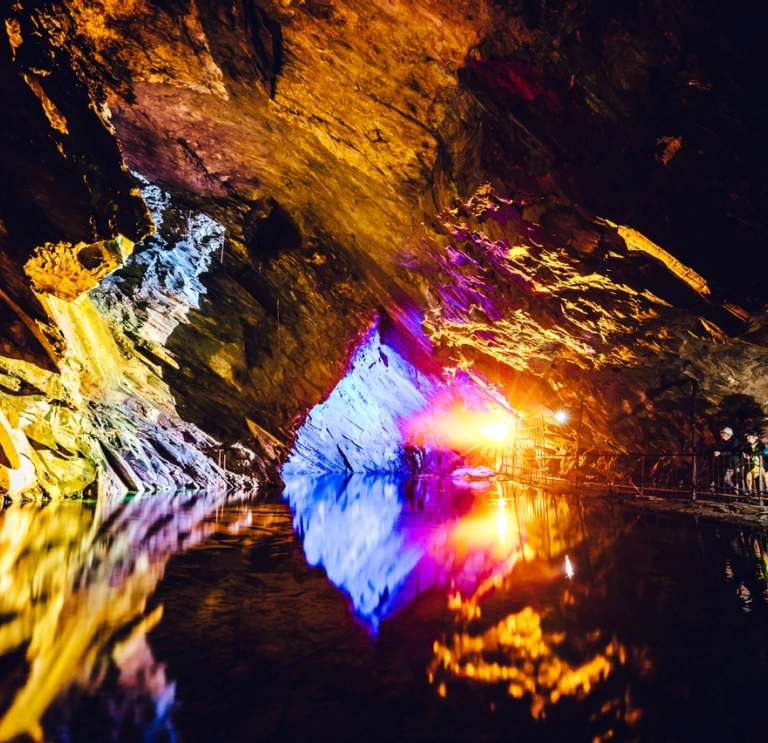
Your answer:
0;170;255;498
284;322;513;474
3;0;768;488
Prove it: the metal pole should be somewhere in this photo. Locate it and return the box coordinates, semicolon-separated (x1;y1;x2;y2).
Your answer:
691;380;698;501
511;414;518;478
575;399;584;462
575;399;584;483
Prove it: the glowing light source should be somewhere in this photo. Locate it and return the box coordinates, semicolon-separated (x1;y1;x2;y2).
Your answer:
554;410;569;425
565;555;574;579
482;422;510;442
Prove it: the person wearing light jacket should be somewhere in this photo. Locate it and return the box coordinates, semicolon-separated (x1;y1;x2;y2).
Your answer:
742;432;768;496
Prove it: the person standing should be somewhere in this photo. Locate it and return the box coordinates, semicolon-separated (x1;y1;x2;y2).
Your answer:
742;432;768;497
713;427;742;493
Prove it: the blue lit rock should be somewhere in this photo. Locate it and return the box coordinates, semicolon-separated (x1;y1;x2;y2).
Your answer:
283;323;512;475
91;175;226;361
283;327;436;474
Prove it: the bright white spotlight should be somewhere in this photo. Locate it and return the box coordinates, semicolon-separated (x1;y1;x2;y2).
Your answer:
482;421;510;442
554;410;569;425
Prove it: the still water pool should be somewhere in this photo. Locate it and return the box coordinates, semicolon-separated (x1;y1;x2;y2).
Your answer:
2;477;768;742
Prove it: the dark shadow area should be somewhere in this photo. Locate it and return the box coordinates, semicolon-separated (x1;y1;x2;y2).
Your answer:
459;0;768;307
713;394;768;438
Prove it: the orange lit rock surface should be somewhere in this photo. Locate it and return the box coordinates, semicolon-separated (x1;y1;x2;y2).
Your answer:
2;0;768;489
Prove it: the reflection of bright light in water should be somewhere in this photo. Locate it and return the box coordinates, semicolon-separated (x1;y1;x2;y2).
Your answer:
425;485;648;733
284;476;531;630
446;489;523;620
565;555;574;579
496;497;509;544
481;422;510;442
429;488;637;722
554;410;569;425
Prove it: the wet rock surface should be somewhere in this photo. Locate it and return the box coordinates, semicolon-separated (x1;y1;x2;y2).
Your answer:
0;177;255;498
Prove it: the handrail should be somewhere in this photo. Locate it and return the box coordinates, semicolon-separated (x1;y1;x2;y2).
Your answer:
496;451;768;506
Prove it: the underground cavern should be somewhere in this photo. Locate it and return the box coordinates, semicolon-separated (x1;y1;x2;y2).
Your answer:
2;1;768;741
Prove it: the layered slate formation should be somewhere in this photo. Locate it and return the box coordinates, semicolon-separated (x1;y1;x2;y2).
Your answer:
1;0;767;493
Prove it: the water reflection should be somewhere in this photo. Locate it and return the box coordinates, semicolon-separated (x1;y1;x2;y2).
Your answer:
282;477;591;629
429;606;626;719
0;489;252;742
5;478;768;741
426;483;648;736
283;475;412;619
284;475;650;732
724;530;768;609
565;554;575;579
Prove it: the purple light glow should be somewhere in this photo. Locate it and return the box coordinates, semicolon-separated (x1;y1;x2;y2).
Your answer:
283;321;512;476
283;475;521;630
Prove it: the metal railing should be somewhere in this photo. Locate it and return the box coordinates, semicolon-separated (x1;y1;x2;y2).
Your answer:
499;451;768;505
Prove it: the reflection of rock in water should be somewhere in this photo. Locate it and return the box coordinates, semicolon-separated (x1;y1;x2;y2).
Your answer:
283;474;484;624
281;477;591;631
0;489;251;742
284;474;425;620
44;618;177;743
429;605;624;719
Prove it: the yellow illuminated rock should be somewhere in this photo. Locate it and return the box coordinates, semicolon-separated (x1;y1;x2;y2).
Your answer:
22;71;69;134
603;220;710;297
0;407;36;498
24;236;134;303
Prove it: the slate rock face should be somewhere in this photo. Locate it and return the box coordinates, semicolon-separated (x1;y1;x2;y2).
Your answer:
0;3;151;371
1;0;768;492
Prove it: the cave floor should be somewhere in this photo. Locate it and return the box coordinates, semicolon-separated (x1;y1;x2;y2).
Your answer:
2;478;768;742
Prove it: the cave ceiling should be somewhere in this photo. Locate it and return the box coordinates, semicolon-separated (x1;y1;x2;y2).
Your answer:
1;0;768;489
